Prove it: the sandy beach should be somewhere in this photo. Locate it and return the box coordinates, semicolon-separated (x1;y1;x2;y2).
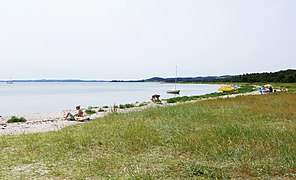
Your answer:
0;103;156;136
0;91;260;136
0;108;111;136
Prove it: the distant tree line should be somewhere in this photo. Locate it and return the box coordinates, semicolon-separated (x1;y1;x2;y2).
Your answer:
111;69;296;83
215;69;296;83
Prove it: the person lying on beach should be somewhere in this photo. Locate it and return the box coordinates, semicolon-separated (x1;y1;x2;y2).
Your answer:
65;105;84;121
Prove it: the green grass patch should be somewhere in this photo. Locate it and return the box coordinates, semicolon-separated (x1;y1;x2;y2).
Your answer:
0;93;295;179
138;102;148;107
98;108;106;112
84;109;96;115
166;96;199;103
119;103;135;109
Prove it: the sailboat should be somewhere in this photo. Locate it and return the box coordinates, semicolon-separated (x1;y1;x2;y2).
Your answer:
7;75;13;84
166;66;180;94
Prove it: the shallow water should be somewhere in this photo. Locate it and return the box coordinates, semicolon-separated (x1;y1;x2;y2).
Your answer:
0;82;220;116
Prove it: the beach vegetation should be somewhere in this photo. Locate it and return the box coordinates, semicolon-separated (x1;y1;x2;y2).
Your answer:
88;106;99;109
119;103;135;109
138;102;148;107
166;96;199;103
152;99;163;104
111;103;118;113
6;116;27;123
98;108;106;112
0;93;295;179
85;109;96;115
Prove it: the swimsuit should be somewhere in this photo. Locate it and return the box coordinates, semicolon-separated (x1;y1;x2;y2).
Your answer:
69;114;75;121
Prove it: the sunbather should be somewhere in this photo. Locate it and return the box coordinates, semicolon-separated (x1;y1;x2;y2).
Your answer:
65;105;84;121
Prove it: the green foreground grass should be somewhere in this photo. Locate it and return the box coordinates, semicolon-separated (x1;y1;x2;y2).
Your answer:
1;93;296;179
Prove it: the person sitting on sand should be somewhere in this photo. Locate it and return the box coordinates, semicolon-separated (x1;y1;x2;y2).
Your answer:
151;94;160;102
65;105;84;121
269;86;273;93
259;86;266;94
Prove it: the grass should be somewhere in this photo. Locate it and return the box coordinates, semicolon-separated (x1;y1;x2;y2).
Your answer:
0;93;295;179
138;102;148;107
84;109;96;115
98;108;106;112
119;103;135;109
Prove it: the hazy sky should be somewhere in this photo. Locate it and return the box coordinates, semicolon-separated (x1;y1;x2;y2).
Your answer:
0;0;295;80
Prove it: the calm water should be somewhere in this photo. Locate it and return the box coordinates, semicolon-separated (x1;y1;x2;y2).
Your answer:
0;82;220;116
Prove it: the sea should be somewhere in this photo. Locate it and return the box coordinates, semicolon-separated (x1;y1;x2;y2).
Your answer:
0;82;221;116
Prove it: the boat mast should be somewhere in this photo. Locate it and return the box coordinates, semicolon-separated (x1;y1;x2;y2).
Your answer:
7;74;13;84
175;65;177;90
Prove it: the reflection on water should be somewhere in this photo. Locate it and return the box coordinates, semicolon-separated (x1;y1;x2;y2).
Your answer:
0;82;220;116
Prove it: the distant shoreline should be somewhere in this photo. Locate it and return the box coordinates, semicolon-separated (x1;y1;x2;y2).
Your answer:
1;69;295;83
0;80;108;83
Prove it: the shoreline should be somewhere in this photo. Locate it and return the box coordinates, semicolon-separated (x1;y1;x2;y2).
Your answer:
0;90;260;136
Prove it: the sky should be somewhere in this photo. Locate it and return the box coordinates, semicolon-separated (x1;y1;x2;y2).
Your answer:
0;0;295;80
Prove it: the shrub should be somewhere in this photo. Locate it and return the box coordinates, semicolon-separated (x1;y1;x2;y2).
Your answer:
119;104;135;109
236;85;255;93
85;109;96;115
7;116;27;123
154;100;163;104
166;96;199;104
98;108;106;112
138;102;148;107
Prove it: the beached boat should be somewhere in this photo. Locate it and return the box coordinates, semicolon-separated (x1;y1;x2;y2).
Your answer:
218;86;235;92
167;66;180;94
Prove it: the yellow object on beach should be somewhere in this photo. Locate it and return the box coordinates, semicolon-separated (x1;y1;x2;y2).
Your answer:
218;86;235;92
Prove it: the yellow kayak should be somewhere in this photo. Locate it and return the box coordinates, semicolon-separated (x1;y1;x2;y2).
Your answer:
218;86;235;92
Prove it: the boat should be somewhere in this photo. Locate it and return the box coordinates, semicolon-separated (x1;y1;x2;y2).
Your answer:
166;89;180;94
167;66;180;94
218;86;235;92
7;75;13;84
